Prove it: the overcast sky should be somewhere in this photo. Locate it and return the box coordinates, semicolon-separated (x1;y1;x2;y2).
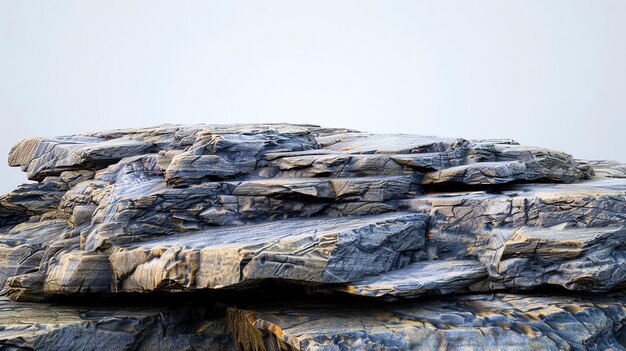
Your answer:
1;1;625;194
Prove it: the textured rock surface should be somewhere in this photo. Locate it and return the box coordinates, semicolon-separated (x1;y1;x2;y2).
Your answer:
108;213;427;293
228;293;626;351
0;297;234;351
586;160;626;178
0;124;624;350
336;259;487;299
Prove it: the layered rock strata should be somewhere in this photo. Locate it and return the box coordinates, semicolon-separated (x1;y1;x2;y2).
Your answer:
0;297;234;351
229;293;626;351
0;124;624;350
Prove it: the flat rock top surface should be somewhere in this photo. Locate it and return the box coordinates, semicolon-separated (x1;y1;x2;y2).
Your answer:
120;212;420;250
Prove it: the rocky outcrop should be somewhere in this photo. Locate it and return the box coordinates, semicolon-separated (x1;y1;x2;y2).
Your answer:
0;124;624;350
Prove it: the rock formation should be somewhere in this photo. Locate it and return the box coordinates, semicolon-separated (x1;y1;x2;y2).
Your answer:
0;123;625;350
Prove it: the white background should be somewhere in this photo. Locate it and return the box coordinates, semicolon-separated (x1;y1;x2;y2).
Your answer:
1;1;625;194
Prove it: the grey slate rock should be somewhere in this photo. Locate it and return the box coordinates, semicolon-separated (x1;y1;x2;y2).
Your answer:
1;124;625;350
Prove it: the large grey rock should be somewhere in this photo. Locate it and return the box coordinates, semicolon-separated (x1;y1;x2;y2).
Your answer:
0;124;624;350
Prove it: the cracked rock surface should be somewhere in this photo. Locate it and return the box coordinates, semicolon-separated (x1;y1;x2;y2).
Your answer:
0;124;625;350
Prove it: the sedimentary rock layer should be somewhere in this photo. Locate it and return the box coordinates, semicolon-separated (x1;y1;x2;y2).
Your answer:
0;297;235;351
229;293;626;351
336;259;488;299
107;213;427;293
0;124;625;350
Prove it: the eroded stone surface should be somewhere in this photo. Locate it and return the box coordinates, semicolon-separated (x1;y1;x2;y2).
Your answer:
480;226;626;291
107;213;427;293
0;297;235;351
1;124;625;350
587;160;626;178
336;259;487;299
229;293;626;351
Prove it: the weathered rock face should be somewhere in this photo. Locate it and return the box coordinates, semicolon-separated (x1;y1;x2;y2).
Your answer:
0;297;235;351
108;213;427;293
228;293;626;351
0;123;624;350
